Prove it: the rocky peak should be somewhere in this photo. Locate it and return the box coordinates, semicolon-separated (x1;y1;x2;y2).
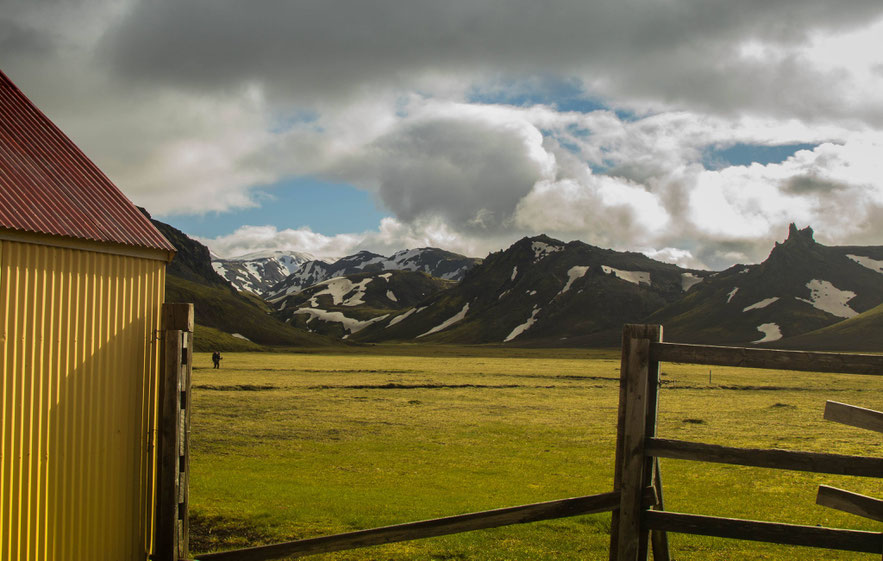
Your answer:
766;223;822;269
784;223;815;245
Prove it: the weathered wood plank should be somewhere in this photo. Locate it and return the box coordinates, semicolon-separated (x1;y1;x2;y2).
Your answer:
194;491;629;561
156;329;183;561
645;438;883;477
649;458;670;561
615;324;661;561
609;325;634;561
180;330;194;560
650;342;883;376
644;510;883;553
638;333;664;561
163;302;195;332
824;401;883;433
817;485;883;523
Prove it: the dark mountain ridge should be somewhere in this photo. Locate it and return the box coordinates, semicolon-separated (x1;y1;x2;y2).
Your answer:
648;224;883;345
355;234;710;345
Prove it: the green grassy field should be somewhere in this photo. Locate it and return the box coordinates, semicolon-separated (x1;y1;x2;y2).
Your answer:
189;347;882;560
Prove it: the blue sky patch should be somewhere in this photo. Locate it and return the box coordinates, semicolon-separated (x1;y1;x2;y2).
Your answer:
468;77;609;113
159;177;388;238
702;142;818;169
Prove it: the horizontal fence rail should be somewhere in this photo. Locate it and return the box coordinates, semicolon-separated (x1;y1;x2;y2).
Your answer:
194;490;656;561
650;342;883;375
824;400;883;433
816;485;883;523
645;438;883;477
644;511;883;554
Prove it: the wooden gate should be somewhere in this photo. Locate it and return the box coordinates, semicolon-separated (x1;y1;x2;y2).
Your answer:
610;324;883;560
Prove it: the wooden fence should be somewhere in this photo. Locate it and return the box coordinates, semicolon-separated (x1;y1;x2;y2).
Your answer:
172;323;882;561
609;324;883;560
155;303;194;561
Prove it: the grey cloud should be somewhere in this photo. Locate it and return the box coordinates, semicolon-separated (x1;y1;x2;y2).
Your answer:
0;18;54;56
97;0;883;119
346;117;545;232
782;173;848;195
691;236;780;271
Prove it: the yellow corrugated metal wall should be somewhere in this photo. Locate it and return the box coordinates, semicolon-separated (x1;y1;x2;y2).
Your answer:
0;239;166;561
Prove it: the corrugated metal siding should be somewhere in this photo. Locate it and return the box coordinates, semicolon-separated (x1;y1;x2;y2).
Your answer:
0;70;175;254
0;239;165;561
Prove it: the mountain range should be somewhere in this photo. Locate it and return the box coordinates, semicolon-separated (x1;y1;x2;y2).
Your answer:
353;235;710;346
212;250;323;295
151;213;883;351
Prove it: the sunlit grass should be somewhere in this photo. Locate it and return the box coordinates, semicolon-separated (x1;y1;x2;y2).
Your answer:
189;349;883;560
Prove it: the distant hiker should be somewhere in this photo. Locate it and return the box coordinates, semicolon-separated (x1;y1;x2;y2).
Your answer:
212;351;222;369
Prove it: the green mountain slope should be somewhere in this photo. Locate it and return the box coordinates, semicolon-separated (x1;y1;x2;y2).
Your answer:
772;303;883;351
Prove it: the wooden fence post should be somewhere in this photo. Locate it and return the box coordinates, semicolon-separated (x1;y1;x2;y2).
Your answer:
610;324;661;561
157;303;194;561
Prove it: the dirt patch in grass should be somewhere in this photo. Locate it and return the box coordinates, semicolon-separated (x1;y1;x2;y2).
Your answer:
301;369;417;374
189;511;277;554
194;384;278;391
516;374;619;382
307;383;558;390
662;383;857;392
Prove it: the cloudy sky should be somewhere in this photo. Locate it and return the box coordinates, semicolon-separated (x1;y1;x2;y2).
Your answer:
4;0;883;269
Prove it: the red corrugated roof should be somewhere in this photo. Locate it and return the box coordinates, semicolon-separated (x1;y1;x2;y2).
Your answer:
0;69;175;254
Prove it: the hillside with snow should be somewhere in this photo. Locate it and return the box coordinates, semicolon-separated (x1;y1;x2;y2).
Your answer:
212;250;325;295
265;248;481;300
354;235;710;345
648;224;883;345
273;270;455;338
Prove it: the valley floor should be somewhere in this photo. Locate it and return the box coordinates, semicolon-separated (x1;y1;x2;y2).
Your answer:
189;348;882;560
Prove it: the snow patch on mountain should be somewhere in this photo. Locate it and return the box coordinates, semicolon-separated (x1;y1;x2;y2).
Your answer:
743;297;779;311
379;273;393;280
504;306;541;342
387;290;397;302
681;272;703;291
296;308;388;334
267;247;479;301
796;279;857;319
418;303;469;338
511;266;518;281
231;333;251;342
532;241;562;262
560;266;590;295
388;306;424;327
309;277;372;307
753;323;782;343
213;250;321;294
847;254;883;274
727;287;739;303
602;266;651;286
